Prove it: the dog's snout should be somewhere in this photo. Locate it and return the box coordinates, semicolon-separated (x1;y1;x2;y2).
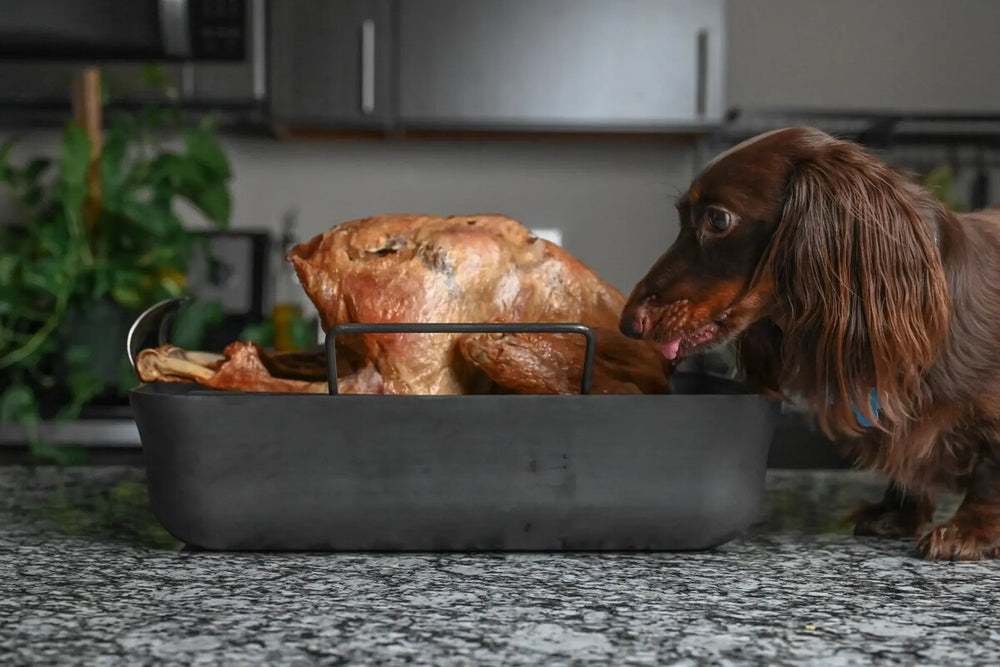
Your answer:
619;305;648;339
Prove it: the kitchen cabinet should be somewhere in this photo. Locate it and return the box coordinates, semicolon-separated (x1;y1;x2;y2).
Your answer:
396;0;726;131
268;0;393;128
726;0;1000;114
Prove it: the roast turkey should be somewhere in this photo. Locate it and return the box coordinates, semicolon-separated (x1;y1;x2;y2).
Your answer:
136;214;674;395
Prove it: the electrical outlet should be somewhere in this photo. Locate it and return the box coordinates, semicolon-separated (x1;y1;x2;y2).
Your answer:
530;228;563;246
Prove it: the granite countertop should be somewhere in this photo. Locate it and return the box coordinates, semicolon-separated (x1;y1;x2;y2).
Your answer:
3;466;999;665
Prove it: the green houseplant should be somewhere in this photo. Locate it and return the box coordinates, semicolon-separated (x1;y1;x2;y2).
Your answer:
0;87;233;462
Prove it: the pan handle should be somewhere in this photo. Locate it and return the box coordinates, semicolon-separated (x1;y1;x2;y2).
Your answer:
125;296;189;374
325;322;597;396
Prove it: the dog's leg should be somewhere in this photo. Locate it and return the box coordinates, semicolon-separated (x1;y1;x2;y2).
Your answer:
918;454;1000;560
850;482;936;538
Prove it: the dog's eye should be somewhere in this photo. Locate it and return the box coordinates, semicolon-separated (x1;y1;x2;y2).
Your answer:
706;208;733;233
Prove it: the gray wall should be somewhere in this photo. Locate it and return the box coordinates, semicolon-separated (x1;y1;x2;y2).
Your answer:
219;137;695;293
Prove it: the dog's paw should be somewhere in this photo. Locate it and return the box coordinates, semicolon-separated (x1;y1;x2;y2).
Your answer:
850;502;927;538
917;522;1000;561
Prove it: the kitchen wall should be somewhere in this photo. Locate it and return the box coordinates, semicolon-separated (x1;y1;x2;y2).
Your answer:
218;136;697;293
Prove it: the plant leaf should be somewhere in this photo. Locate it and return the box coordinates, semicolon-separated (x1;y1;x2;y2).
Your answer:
141;64;168;90
59;122;92;188
290;314;317;350
118;356;139;394
29;442;89;466
0;134;19;186
188;181;231;227
23;157;51;182
148;153;201;192
116;199;179;237
100;121;130;207
23;184;44;207
59;345;105;420
59;122;92;228
184;126;231;179
111;284;147;311
141;105;171;130
239;320;274;347
0;383;37;424
0;255;15;284
108;264;152;310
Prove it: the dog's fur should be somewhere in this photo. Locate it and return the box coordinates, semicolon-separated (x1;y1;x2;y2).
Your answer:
620;126;1000;560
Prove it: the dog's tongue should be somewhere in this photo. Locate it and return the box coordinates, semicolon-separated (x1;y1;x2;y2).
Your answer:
660;340;681;360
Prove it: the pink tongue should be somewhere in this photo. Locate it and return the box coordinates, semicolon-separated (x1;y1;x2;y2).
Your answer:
660;340;681;360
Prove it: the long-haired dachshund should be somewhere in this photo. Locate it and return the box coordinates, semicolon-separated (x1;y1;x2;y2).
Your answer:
620;126;1000;560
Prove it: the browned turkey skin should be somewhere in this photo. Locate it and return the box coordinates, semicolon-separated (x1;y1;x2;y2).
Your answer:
135;214;674;395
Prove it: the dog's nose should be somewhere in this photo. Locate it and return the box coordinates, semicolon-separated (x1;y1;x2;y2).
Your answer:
619;307;647;339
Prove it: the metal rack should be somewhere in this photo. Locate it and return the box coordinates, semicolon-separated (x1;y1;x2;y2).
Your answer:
695;108;1000;210
709;108;1000;148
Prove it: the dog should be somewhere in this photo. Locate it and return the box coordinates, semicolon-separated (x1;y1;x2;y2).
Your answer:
620;126;1000;560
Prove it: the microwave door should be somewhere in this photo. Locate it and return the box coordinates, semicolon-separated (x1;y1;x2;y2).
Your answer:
0;0;246;61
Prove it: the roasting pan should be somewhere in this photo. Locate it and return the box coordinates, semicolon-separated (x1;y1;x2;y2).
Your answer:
128;300;779;552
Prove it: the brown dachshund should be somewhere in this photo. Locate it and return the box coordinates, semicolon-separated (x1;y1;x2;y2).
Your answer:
620;126;1000;560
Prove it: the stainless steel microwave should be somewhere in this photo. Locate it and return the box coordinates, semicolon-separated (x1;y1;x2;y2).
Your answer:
0;0;251;61
0;0;265;115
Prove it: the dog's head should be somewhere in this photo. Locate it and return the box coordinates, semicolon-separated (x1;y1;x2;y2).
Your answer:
620;126;950;434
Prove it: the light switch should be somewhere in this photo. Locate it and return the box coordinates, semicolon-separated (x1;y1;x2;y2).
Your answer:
531;228;563;246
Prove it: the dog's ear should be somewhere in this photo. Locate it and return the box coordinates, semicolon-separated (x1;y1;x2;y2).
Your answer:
763;140;950;436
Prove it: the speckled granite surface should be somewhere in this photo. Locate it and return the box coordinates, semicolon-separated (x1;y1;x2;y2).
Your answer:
2;466;999;665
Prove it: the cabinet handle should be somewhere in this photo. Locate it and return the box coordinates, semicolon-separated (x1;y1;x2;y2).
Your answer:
696;29;708;118
250;0;267;101
360;19;376;115
158;0;191;59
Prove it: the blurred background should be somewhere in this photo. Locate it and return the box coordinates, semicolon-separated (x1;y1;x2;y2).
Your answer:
1;0;998;466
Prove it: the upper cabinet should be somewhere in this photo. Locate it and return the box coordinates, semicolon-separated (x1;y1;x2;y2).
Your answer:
396;0;726;131
726;0;1000;114
268;0;394;128
268;0;726;133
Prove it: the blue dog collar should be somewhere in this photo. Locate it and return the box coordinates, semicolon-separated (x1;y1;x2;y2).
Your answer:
851;388;881;428
827;388;881;428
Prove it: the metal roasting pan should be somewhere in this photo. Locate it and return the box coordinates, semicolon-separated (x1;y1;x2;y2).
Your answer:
128;299;779;552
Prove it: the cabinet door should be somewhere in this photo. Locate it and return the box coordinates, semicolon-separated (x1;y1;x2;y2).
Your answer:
397;0;725;130
269;0;392;127
726;0;1000;113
